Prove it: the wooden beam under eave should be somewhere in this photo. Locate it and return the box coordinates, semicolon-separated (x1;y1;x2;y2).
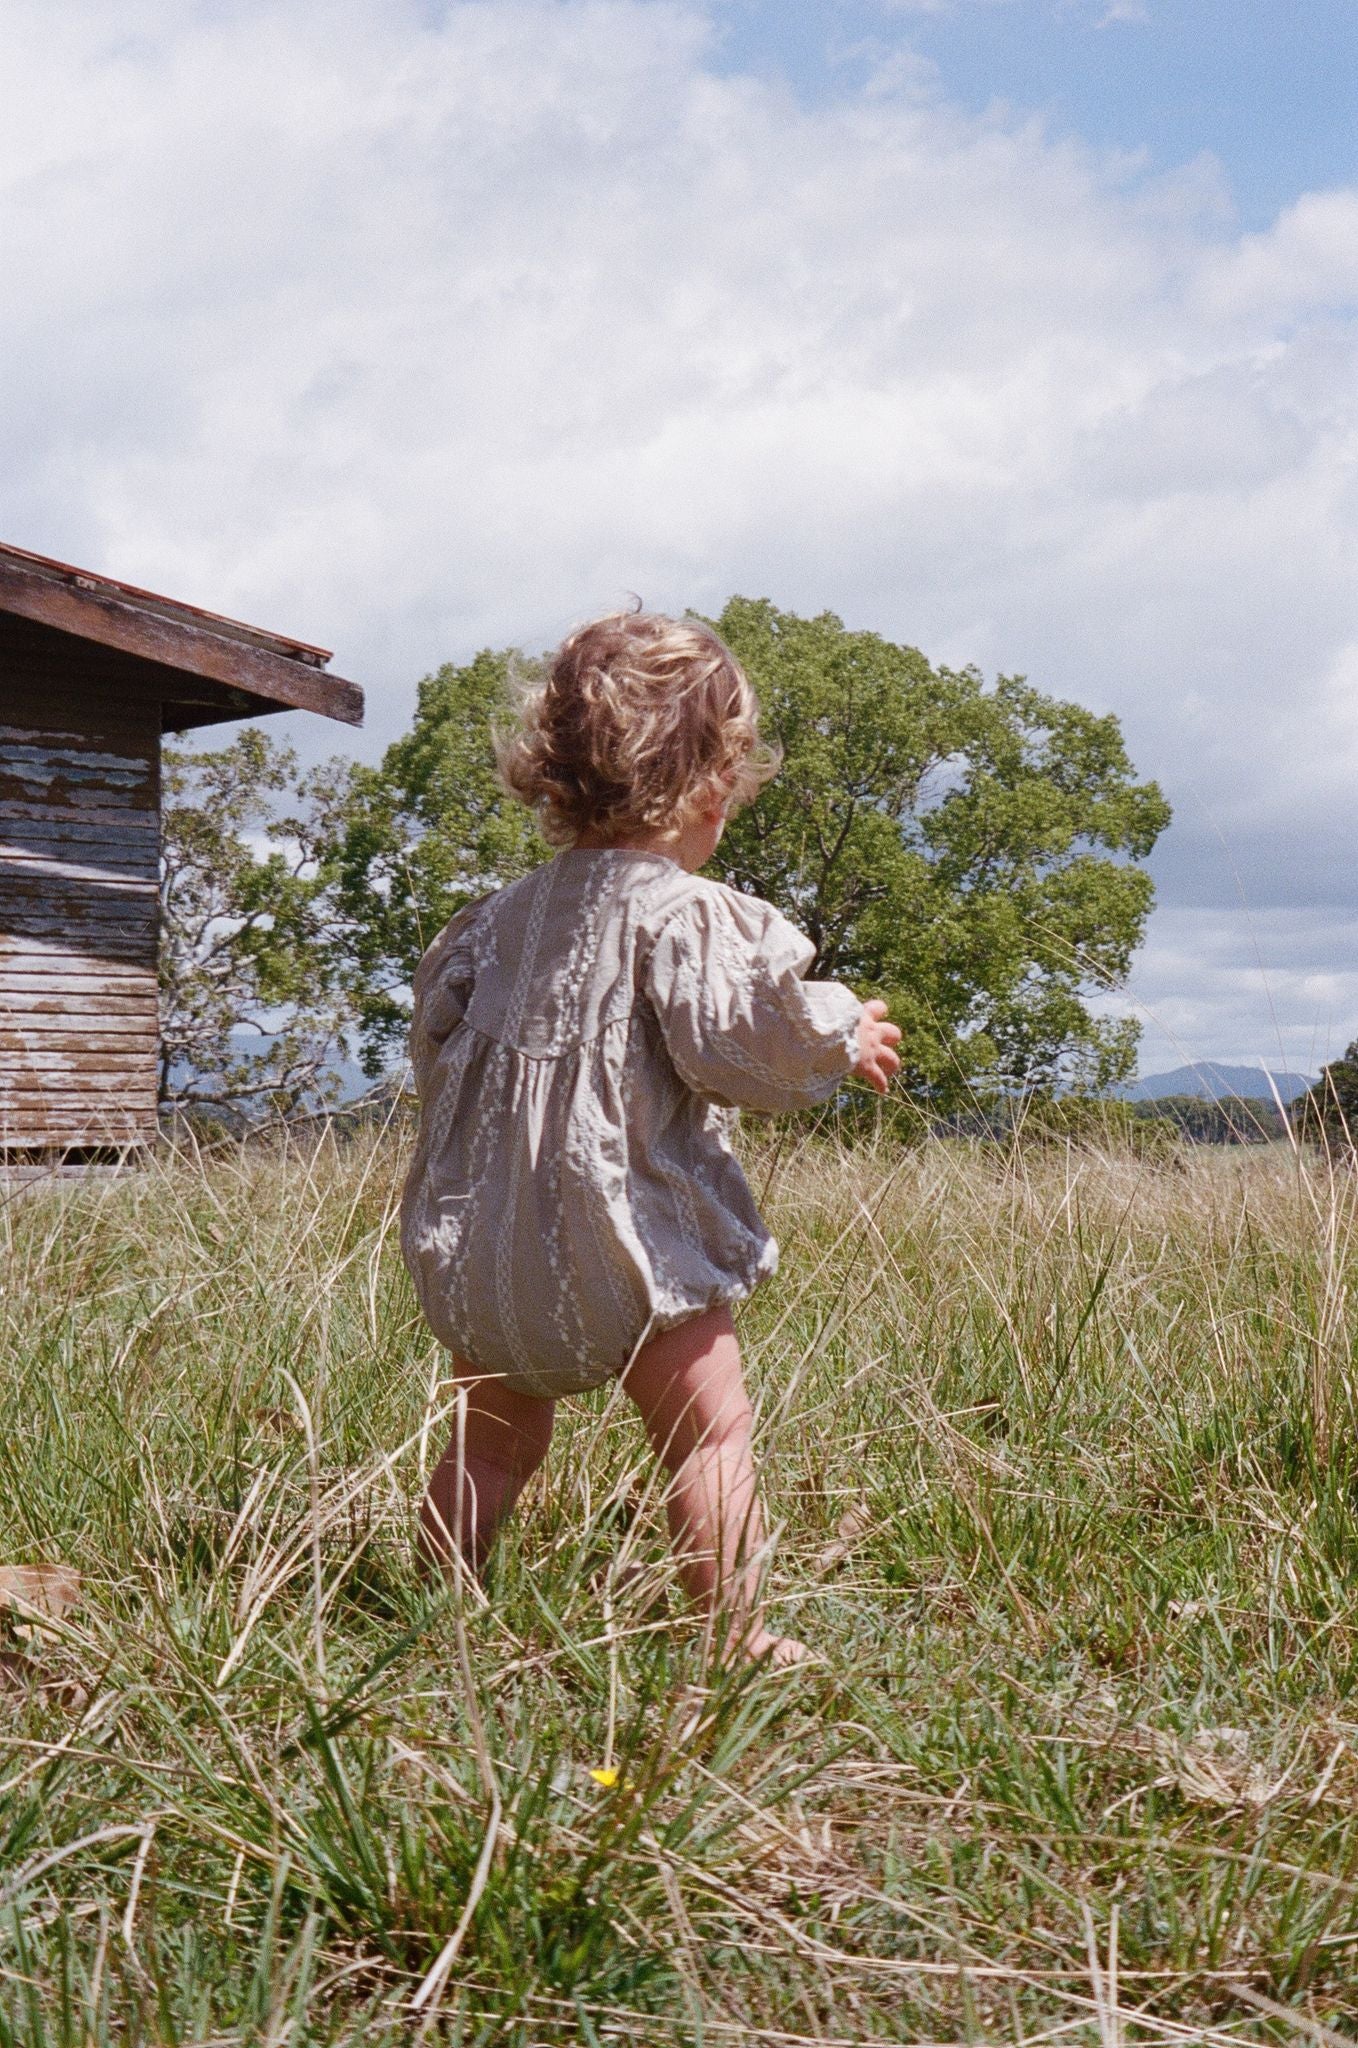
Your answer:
0;554;364;727
160;687;294;732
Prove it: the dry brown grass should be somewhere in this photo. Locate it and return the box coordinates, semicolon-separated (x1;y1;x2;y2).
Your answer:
2;1126;1357;2043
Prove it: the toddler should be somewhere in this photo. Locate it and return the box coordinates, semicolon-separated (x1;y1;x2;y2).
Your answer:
400;611;900;1665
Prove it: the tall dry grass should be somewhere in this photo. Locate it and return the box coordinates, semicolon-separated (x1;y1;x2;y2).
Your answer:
2;1124;1357;2044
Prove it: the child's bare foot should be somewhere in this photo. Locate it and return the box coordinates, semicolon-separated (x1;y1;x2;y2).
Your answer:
731;1626;816;1670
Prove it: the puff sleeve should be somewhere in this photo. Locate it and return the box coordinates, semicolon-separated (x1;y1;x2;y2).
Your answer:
408;897;489;1098
643;884;863;1113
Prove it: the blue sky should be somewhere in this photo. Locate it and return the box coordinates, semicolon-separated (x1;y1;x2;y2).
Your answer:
4;0;1358;1071
709;0;1358;231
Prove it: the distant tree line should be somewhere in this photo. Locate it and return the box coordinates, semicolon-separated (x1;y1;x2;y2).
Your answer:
161;597;1178;1124
1136;1095;1290;1146
1293;1043;1358;1158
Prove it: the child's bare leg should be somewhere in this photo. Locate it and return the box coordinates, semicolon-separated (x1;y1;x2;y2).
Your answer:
621;1306;806;1667
420;1364;555;1575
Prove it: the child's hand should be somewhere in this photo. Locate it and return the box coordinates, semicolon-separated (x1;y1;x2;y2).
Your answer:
853;999;902;1094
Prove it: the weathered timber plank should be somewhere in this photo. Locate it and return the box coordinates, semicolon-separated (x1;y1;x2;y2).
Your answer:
0;936;156;960
0;1032;156;1054
0;1078;157;1097
0;547;331;659
1;1031;158;1055
0;990;156;1017
0;982;155;1008
0;1075;156;1102
0;1126;155;1149
0;741;155;807
0;900;156;939
0;867;157;897
1;1091;157;1119
0;896;156;923
0;1016;156;1042
0;554;363;724
0;1048;159;1081
0;1105;155;1122
0;771;155;804
1;861;158;896
2;1139;154;1156
0;797;159;836
0;958;156;983
0;1058;156;1081
0;923;156;953
0;715;156;748
0;1011;157;1032
0;1089;157;1105
1;854;158;890
0;896;156;922
1;1117;157;1140
0;936;156;972
0;1120;157;1144
1;1097;159;1114
0;812;159;848
1;861;158;897
0;882;156;911
1;1015;158;1040
0;947;156;974
0;798;157;831
0;982;156;1005
0;953;155;975
1;1055;157;1082
0;1073;155;1092
1;999;155;1020
0;714;156;748
0;971;157;998
0;849;158;882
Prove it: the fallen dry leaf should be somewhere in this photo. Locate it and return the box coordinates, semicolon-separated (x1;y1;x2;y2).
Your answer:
252;1406;303;1436
1156;1725;1281;1809
0;1565;83;1630
0;1647;34;1691
0;1648;90;1713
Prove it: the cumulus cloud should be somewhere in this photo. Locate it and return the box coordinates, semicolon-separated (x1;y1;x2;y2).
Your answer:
2;0;1355;1066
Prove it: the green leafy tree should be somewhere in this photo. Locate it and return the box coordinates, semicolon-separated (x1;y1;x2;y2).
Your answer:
1148;1095;1288;1146
1293;1040;1358;1156
332;651;547;1070
709;600;1170;1102
160;730;362;1118
335;602;1170;1101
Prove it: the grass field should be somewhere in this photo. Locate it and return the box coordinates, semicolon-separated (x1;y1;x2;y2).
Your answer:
3;1124;1358;2045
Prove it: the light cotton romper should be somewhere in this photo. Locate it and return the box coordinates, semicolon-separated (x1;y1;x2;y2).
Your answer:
400;848;864;1399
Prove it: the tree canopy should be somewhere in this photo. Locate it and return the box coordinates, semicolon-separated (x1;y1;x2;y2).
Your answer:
160;731;360;1118
1292;1040;1358;1156
709;599;1168;1098
331;599;1170;1102
331;650;547;1071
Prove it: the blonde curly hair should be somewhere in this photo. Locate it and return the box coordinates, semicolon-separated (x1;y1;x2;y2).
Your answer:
496;610;778;846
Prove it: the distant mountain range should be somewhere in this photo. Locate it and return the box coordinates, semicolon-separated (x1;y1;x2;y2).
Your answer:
184;1042;1315;1112
1119;1064;1316;1105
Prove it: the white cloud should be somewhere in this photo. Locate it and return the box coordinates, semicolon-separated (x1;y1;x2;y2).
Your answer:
1093;1;1150;25
1111;908;1358;1078
2;0;1356;1065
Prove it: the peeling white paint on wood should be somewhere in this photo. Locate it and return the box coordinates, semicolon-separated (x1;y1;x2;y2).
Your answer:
1;662;160;1150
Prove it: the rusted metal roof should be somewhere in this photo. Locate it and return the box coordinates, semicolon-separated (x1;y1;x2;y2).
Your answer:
0;540;364;728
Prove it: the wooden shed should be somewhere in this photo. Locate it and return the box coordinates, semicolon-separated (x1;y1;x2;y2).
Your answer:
0;542;363;1165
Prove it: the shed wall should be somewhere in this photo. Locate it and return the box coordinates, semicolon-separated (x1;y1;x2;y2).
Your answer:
1;619;160;1150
